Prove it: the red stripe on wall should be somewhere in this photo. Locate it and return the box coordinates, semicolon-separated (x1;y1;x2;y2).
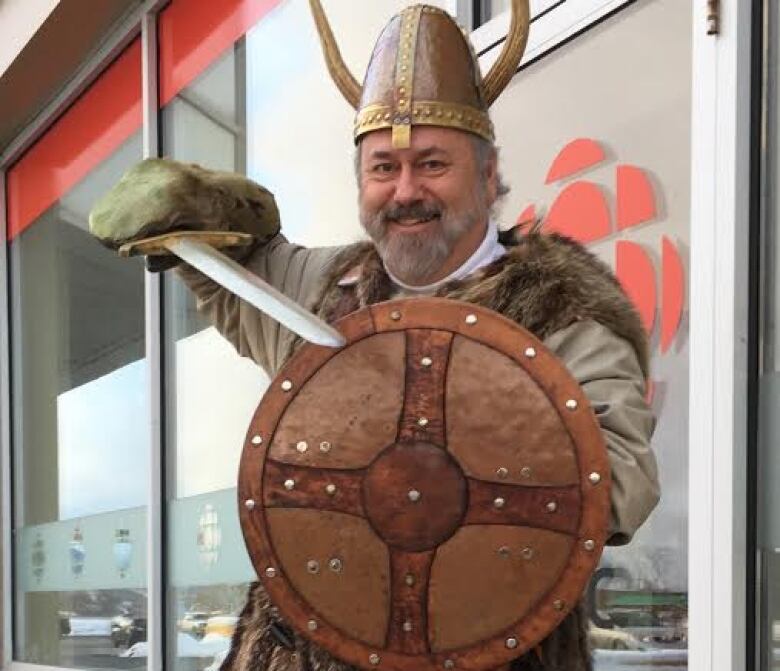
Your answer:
159;0;283;107
6;38;143;241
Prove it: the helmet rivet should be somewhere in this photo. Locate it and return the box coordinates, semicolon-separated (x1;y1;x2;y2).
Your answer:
465;314;478;325
244;499;256;510
554;599;566;611
521;547;534;560
418;417;429;427
566;399;578;411
265;567;277;578
421;357;433;367
307;560;320;574
546;501;558;513
493;497;506;509
390;310;402;321
496;467;509;479
524;347;537;359
284;479;296;491
325;483;337;496
584;539;596;551
320;441;332;453
444;660;455;669
505;637;518;649
589;472;602;485
408;489;422;503
369;653;381;665
307;619;318;631
296;441;308;454
281;380;293;392
498;546;510;558
329;558;343;573
402;620;413;632
251;434;263;445
405;573;415;586
520;467;532;479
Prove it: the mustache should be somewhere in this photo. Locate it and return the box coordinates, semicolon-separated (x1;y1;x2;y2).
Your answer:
379;202;443;223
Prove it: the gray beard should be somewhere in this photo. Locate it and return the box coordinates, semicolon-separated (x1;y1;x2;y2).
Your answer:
360;205;480;286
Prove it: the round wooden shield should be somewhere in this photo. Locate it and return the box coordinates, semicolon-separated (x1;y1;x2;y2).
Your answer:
238;298;610;671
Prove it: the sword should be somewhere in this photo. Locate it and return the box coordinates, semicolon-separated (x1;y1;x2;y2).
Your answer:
119;232;347;349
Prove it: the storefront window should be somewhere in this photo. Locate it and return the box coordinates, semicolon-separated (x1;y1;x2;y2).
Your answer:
158;0;689;668
160;37;261;666
490;0;690;667
6;40;148;668
0;0;703;667
158;1;407;665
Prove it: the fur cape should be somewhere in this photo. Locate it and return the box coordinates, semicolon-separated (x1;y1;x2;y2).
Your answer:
223;231;648;671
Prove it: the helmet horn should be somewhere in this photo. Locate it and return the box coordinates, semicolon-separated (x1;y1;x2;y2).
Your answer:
309;0;362;109
482;0;530;106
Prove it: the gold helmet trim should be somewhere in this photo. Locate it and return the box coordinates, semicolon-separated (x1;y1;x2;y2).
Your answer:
356;101;494;143
389;6;423;148
309;0;529;148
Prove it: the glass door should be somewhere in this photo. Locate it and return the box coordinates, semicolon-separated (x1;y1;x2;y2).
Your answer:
482;2;692;667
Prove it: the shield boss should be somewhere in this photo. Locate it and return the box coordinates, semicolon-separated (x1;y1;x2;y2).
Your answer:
239;298;611;671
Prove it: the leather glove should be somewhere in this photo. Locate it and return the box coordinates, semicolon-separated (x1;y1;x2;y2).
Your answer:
89;158;281;271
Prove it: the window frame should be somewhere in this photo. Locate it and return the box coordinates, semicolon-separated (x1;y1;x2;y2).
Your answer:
140;9;165;671
470;0;634;68
1;166;12;671
687;1;754;668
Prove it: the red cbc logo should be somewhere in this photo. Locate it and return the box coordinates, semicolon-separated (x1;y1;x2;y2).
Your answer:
516;138;686;357
516;139;686;405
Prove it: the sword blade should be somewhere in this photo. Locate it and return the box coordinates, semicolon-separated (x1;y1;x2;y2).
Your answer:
164;238;346;349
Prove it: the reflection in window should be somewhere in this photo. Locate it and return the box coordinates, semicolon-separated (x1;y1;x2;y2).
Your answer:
162;37;262;671
10;132;148;668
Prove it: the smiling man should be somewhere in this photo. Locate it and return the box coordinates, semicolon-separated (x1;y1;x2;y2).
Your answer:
90;2;659;670
358;128;499;287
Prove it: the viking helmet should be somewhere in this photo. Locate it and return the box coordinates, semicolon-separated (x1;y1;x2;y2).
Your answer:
309;1;530;149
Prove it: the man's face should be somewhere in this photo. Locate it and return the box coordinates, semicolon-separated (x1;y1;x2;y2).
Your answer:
358;126;498;285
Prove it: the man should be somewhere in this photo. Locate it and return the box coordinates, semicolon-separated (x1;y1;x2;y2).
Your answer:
91;2;659;669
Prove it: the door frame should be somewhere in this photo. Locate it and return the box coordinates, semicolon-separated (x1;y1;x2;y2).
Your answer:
688;1;754;670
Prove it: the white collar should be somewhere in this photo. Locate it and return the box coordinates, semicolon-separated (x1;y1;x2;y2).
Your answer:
385;220;506;294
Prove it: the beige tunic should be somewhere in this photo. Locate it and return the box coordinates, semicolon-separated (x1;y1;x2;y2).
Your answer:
179;234;659;545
